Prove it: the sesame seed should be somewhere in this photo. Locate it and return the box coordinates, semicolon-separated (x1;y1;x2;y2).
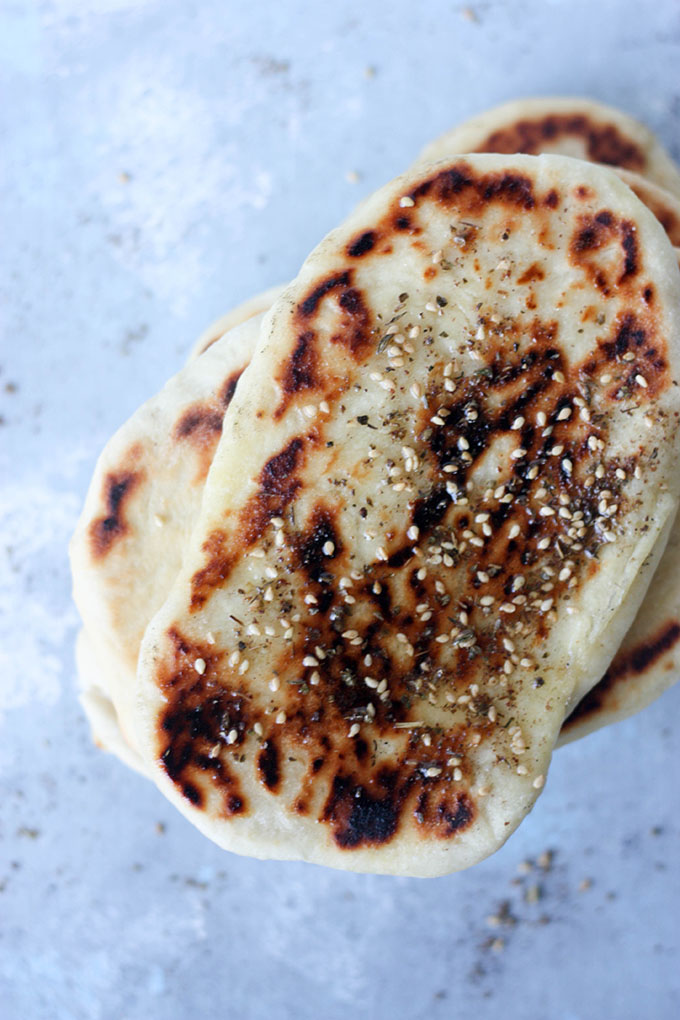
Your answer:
238;660;250;675
539;506;555;517
533;774;545;789
499;602;516;614
303;404;317;418
275;711;287;725
553;370;565;383
304;593;318;605
425;767;442;778
508;524;521;540
623;351;635;361
399;195;414;207
431;415;445;426
227;729;238;744
194;658;206;674
580;407;591;422
302;655;318;668
348;723;361;738
228;650;240;667
247;623;261;637
153;514;165;528
322;541;335;556
376;546;388;561
319;400;330;414
511;416;525;430
394;720;424;729
480;595;495;607
540;599;554;612
253;722;264;737
536;411;547;427
510;448;527;460
556;406;571;421
537;537;550;550
635;374;648;388
516;764;528;775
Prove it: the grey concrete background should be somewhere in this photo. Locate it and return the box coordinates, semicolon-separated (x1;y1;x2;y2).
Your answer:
2;1;679;1018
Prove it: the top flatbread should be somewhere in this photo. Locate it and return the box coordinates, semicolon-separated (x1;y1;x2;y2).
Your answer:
419;98;680;201
135;154;680;875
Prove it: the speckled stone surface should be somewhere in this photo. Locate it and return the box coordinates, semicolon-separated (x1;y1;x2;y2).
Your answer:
2;2;680;1018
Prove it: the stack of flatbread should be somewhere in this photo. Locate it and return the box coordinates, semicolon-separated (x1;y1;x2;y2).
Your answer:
71;98;680;876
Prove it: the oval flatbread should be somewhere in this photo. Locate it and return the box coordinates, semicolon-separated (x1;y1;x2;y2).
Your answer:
135;154;680;875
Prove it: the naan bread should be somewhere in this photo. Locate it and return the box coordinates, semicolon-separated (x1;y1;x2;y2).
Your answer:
419;98;680;201
70;315;264;755
136;154;680;875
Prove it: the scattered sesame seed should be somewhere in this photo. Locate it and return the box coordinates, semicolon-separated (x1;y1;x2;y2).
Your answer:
635;374;648;388
508;524;521;540
533;774;545;789
269;677;280;692
194;658;206;675
275;710;286;725
253;722;263;737
322;541;335;556
227;729;238;744
399;195;414;207
511;416;525;430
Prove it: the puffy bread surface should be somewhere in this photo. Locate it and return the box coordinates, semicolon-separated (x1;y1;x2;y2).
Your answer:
419;98;680;201
136;154;680;876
